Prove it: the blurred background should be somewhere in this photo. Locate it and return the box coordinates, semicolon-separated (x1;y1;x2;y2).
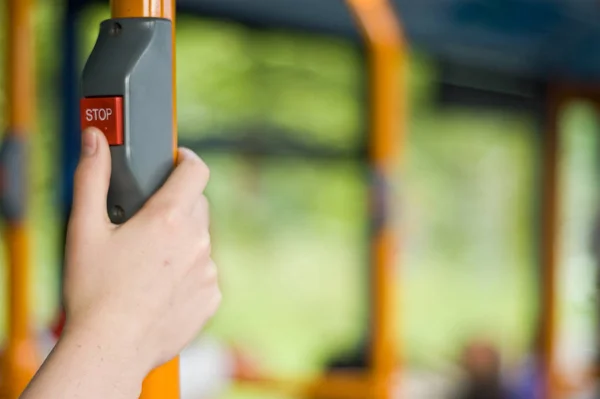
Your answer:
1;0;600;398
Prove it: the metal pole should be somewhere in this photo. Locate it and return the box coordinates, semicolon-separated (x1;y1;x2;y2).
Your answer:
0;0;39;397
109;1;179;397
347;0;404;396
539;86;561;399
52;0;83;342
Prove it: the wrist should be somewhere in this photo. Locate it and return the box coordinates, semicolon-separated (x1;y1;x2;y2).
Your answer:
59;316;149;395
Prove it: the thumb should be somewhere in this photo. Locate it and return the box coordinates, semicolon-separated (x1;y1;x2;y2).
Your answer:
69;128;112;232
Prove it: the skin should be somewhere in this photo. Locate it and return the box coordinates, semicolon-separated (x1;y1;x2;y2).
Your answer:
20;127;221;399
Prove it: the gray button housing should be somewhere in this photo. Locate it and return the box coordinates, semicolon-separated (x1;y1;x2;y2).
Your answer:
82;18;174;224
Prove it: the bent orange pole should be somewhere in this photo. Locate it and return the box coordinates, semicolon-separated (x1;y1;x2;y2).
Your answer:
0;0;40;397
109;1;179;398
346;0;404;396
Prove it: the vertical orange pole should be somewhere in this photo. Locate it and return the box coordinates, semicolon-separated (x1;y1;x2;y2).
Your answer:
110;1;179;398
540;87;561;399
0;0;40;397
347;0;404;397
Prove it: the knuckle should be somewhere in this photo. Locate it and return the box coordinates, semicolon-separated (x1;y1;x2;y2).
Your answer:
198;258;217;284
189;157;210;182
207;260;218;280
210;288;222;313
199;195;210;212
193;197;210;227
197;233;211;254
215;288;222;305
156;202;184;230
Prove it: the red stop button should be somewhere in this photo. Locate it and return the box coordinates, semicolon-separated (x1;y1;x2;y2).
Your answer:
80;97;124;145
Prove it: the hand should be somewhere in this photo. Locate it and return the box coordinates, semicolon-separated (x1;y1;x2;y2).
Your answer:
63;127;220;377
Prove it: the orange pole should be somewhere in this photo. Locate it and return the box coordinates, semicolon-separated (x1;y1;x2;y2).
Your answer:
0;0;40;397
346;0;404;396
540;87;561;399
110;1;179;398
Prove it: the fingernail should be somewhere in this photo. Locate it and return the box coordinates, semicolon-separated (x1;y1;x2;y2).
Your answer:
82;128;98;156
177;148;196;163
178;148;193;158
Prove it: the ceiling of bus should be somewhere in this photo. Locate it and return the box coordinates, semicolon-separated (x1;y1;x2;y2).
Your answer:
83;0;600;83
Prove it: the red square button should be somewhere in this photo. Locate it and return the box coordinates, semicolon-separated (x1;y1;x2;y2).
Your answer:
80;97;124;145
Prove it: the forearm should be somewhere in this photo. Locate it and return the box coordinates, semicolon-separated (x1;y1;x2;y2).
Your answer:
21;324;146;399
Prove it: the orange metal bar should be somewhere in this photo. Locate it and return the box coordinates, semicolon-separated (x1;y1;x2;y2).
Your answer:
0;0;39;397
532;84;600;399
111;0;174;19
235;4;404;399
7;0;35;131
539;86;561;399
346;0;404;396
110;1;179;398
1;227;38;399
537;87;600;398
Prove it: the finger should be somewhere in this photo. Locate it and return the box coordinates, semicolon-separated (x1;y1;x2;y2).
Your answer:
69;128;113;234
183;258;218;298
149;148;210;212
191;195;210;231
